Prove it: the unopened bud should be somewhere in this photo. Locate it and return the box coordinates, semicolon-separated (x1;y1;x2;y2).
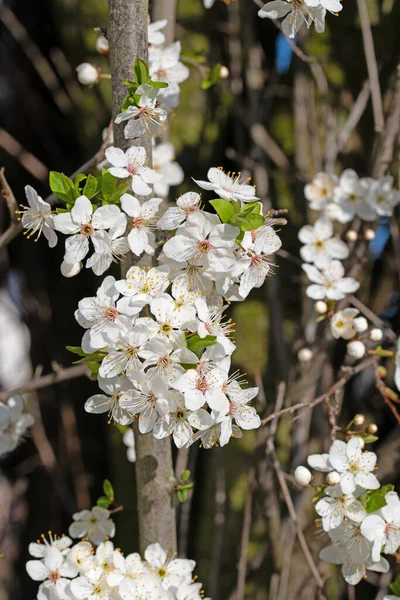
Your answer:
326;471;340;486
347;340;366;360
294;466;312;486
76;63;100;85
315;300;328;315
354;414;365;426
369;328;383;342
366;424;378;434
96;35;110;56
346;229;358;242
298;348;313;363
219;65;229;79
364;228;376;241
354;317;368;333
61;261;82;278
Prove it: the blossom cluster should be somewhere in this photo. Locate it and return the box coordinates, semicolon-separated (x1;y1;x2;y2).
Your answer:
26;508;210;600
258;0;343;39
75;169;281;448
296;436;400;586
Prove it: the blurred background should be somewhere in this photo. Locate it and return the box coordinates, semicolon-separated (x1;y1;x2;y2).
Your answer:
0;0;400;598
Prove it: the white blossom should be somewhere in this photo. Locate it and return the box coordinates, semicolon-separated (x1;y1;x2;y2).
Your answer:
193;167;259;203
361;492;400;562
115;85;168;139
68;507;115;546
333;169;376;223
319;543;389;585
152;142;184;197
330;308;360;340
84;375;133;425
120;194;162;256
0;395;34;456
368;176;400;217
258;0;329;38
106;146;162;196
18;185;57;247
305;172;337;212
315;485;366;531
148;17;167;46
303;260;360;301
149;42;190;109
298;217;349;269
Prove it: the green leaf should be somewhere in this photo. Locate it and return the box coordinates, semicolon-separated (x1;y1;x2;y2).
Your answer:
313;485;327;503
121;96;136;111
134;58;150;85
83;174;101;200
361;485;395;513
148;79;168;89
55;208;68;214
177;490;187;503
187;334;217;356
210;199;235;223
181;470;191;482
105;183;131;206
74;174;87;194
240;201;262;215
389;575;400;596
73;351;107;364
230;213;264;231
103;479;114;502
66;345;86;357
97;496;110;509
201;63;222;90
101;171;119;200
49;171;76;203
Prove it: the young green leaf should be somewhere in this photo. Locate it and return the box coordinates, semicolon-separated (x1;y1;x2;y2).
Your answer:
230;213;264;231
65;346;86;357
83;174;101;200
180;469;191;482
187;334;217;356
147;79;169;89
73;350;107;364
97;496;110;509
134;58;150;85
103;479;114;502
389;575;400;596
49;171;76;203
210;199;235;223
177;490;187;503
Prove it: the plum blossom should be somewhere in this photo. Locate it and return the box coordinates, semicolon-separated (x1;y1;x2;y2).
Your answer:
193;167;259;203
84;375;133;425
299;217;349;269
148;17;167;46
68;507;115;546
18;185;57;247
333;169;376;222
116;265;170;316
330;308;360;339
322;438;379;495
98;327;149;378
361;492;400;562
0;395;34;456
257;0;328;38
162;211;238;272
114;85;168;139
368;175;400;217
305;172;338;212
172;366;229;413
120;194;162;256
153;392;210;448
119;374;169;434
149;42;190;108
226;383;260;430
152;142;184;197
302;260;360;301
319;543;389;585
26;548;78;598
315;485;366;532
53;196;121;264
106;146;162;196
139;337;198;385
144;543;195;590
85;214;129;276
157;192;201;230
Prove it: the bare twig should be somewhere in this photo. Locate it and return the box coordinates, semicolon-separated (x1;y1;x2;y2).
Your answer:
374;365;400;424
236;468;255;600
356;0;384;132
336;81;371;155
261;356;379;425
0;364;89;403
267;384;327;597
0;168;18;225
349;295;397;343
372;65;400;179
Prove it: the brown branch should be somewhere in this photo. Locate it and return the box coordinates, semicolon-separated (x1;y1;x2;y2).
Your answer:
261;356;379;426
372;64;400;179
266;384;327;597
236;468;256;600
374;365;400;425
356;0;384;132
0;168;18;225
349;295;397;343
0;364;89;403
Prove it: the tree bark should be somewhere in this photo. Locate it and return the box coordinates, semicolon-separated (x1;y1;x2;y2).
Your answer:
152;0;177;46
108;0;177;554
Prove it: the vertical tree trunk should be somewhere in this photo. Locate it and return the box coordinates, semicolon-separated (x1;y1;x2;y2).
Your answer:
152;0;177;45
108;0;177;554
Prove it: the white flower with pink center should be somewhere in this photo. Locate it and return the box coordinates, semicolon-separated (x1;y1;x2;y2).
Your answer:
114;85;167;140
172;365;229;413
53;195;122;264
157;191;201;230
193;167;259;203
120;193;162;256
105;146;162;196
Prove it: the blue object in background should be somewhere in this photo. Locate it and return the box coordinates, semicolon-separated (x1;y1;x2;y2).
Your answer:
369;217;391;260
275;33;293;74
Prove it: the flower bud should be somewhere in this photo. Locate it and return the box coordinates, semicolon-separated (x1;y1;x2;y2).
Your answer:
366;423;378;434
294;466;312;486
315;300;328;315
347;340;366;359
369;328;383;342
96;35;110;56
219;65;229;79
353;317;368;333
297;348;313;363
353;414;365;426
346;229;358;242
364;228;376;241
326;471;340;486
76;63;99;85
61;261;82;278
377;365;387;378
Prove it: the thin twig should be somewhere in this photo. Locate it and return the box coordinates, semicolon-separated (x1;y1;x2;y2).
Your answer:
333;80;371;160
0;168;18;225
261;356;379;425
236;468;255;600
0;364;89;403
267;384;327;597
349;295;397;343
356;0;384;132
